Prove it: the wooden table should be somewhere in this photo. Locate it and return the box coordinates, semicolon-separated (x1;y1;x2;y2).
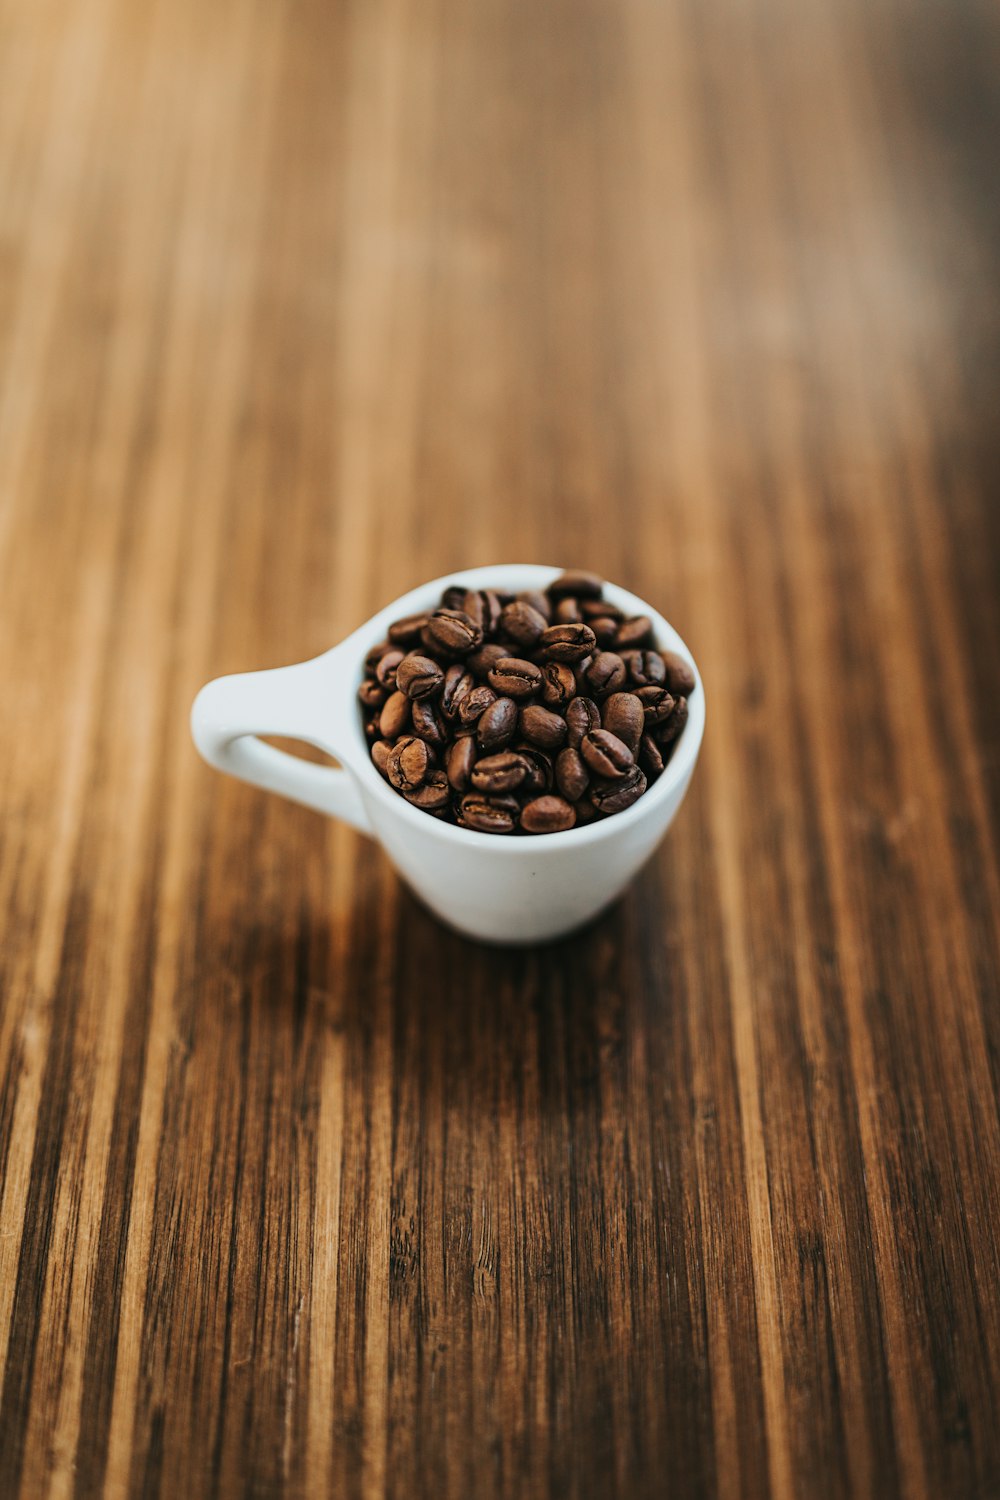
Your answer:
2;0;999;1495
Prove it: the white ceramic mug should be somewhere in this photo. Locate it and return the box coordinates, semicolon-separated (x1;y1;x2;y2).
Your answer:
190;565;705;943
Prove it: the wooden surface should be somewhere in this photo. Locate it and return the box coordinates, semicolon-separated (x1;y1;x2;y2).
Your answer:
1;0;999;1495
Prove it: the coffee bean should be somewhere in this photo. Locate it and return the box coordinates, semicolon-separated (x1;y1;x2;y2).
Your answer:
441;585;468;611
590;766;647;815
471;751;531;794
358;678;387;710
446;734;477;791
515;746;554;794
555;746;589;802
615;615;653;649
365;639;392;673
458;684;496;725
540;661;576;708
410;697;447;749
519;703;568;750
580;599;623;621
663;651;696;696
379;690;410;739
554;596;583;624
477;695;518;751
363;713;381;743
565;696;601;748
487;656;543;699
601;692;644;754
574;797;598;824
500;599;547;648
371;739;393;777
464;589;502;634
458;794;517;834
623;649;667;687
521;795;577;834
396;652;444;699
440;664;475;720
404;769;451;810
424;608;484;656
639;732;665;778
516;589;552;621
634;686;675;725
588;616;621;648
387;735;431;791
656;695;689;745
585;651;627;696
467;641;507;679
374;648;405;690
581;729;635;779
537;623;597;662
548;569;604;599
387;612;429;645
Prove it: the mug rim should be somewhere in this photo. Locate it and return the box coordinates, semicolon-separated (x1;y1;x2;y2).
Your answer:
333;564;705;852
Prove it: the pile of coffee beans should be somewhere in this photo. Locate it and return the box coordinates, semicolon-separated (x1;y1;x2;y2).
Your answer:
358;571;695;835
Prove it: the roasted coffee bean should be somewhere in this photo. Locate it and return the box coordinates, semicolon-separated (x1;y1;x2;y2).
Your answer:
440;664;475;719
574;797;598;824
581;599;623;621
387;735;431;791
410;697;447;748
374;648;405;689
467;641;507;679
379;689;410;739
371;739;393;777
441;585;467;611
663;650;696;696
446;734;477;792
516;589;552;621
555;746;589;802
540;661;576;708
358;678;387;710
639;732;666;778
404;769;451;810
614;615;653;649
554;596;583;624
363;713;381;743
656;695;689;745
500;599;547;648
387;612;429;645
588;616;621;648
548;569;604;598
601;692;644;754
424;608;484;656
537;623;597;662
623;649;667;687
519;703;568;750
365;639;392;673
458;684;497;725
471;751;531;794
565;696;601;748
515;746;554;794
463;588;502;634
488;656;543;699
581;728;635;779
477;695;518;751
590;766;647;815
521;795;576;834
585;651;627;696
458;794;517;834
396;652;444;699
634;685;675;725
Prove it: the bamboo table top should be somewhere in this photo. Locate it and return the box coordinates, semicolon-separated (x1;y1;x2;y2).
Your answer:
1;0;999;1496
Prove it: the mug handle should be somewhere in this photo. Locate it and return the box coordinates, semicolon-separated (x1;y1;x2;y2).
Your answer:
190;650;372;835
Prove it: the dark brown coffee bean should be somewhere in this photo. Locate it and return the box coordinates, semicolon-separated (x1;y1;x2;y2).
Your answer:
585;651;627;696
403;769;451;810
387;735;431;791
477;695;518;751
470;751;531;794
540;661;576;708
458;794;517;834
424;608;484;656
374;648;405;689
363;713;381;743
614;615;653;649
371;740;393;777
574;797;598;824
365;639;392;673
590;765;647;815
446;734;477;792
458;683;497;725
396;652;444;699
639;732;666;778
515;746;554;794
565;696;601;748
580;599;623;621
500;599;547;648
554;596;583;624
537;623;597;663
634;686;675;725
358;678;387;710
601;692;644;754
467;641;507;679
623;649;667;687
656;695;689;745
440;664;475;720
379;689;410;738
387;612;429;645
463;588;502;634
516;589;552;621
488;656;542;699
663;650;696;696
521;795;577;834
519;703;568;750
548;569;604;599
581;728;635;779
588;616;620;648
555;746;589;802
410;697;447;749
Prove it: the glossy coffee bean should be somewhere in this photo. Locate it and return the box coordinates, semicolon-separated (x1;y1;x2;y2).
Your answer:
387;612;429;645
467;641;507;679
585;651;627;696
487;656;543;699
540;661;576;708
371;739;393;777
515;746;554;795
458;794;517;834
554;596;583;624
458;684;496;725
441;585;468;611
634;685;675;725
441;664;475;719
387;735;431;791
590;766;647;815
581;729;635;779
365;639;392;673
375;649;405;689
555;746;589;802
477;695;518;751
446;734;477;792
403;769;451;810
396;652;444;699
565;696;601;749
520;795;577;834
588;616;620;648
656;695;688;745
516;589;552;621
601;692;644;755
519;703;567;750
379;690;410;739
425;608;484;656
662;651;696;696
470;751;531;794
500;599;547;648
358;678;387;710
410;697;447;749
614;615;653;650
639;732;666;778
623;649;666;687
580;599;623;621
548;569;604;598
537;623;596;663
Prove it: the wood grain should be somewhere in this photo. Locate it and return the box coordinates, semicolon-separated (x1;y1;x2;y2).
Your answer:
1;0;999;1495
